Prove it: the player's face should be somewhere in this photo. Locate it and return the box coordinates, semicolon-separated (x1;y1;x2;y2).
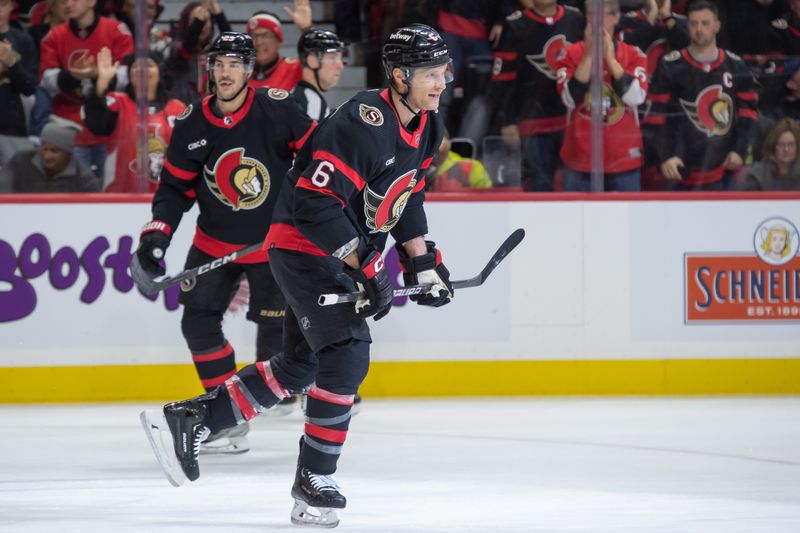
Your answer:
212;56;248;100
64;0;95;20
251;29;280;64
687;9;719;48
40;143;71;173
406;64;452;111
317;51;344;91
775;131;798;166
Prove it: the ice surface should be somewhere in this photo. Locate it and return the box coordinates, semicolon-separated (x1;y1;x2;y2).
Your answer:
1;398;799;532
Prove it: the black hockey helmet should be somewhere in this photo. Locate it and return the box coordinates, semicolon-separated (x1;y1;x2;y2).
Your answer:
382;24;451;82
207;31;256;70
297;28;346;68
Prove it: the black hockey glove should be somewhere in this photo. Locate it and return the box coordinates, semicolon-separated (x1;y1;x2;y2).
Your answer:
396;241;453;307
135;220;172;276
346;250;393;320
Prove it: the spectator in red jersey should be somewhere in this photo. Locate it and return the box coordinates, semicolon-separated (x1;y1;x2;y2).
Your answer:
83;47;186;192
739;117;800;191
0;0;37;165
38;0;133;178
556;0;649;191
165;0;231;103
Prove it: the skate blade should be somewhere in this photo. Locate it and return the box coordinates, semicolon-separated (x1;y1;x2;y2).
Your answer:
200;435;250;455
140;410;187;487
290;500;340;528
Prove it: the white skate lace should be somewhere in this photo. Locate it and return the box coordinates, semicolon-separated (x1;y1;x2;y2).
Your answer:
193;426;210;460
308;473;340;492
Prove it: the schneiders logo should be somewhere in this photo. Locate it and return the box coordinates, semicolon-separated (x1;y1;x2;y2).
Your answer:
685;217;800;322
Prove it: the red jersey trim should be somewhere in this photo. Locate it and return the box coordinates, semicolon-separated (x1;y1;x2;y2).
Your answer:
312;149;367;189
524;5;564;25
648;93;670;103
739;109;758;119
379;89;429;149
437;11;487;39
193;226;268;263
494;51;517;60
201;87;256;129
164;159;197;181
736;91;757;101
265;223;327;256
492;72;516;81
296;178;346;207
413;176;426;193
686;164;725;186
289;122;317;152
519;116;566;136
681;48;726;72
421;157;433;170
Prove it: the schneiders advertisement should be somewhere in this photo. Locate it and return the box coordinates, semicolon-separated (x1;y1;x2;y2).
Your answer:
0;199;798;368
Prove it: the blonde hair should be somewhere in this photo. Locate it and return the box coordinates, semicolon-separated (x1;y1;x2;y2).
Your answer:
761;226;791;257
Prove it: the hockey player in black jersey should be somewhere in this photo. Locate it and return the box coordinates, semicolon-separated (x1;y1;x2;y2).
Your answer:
140;24;454;529
292;28;346;122
135;32;315;454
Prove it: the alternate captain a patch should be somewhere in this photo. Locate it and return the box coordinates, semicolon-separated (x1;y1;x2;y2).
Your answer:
359;104;384;126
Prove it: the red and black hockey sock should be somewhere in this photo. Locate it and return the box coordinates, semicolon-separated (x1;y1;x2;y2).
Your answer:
300;386;355;475
191;341;237;392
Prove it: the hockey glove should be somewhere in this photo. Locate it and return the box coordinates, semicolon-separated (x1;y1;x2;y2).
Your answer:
396;241;453;307
346;250;393;320
135;220;172;276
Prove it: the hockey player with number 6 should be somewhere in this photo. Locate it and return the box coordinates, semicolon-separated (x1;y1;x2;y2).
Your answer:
141;23;455;529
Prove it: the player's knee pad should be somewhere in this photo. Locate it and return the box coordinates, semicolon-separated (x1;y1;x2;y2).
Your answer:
315;338;370;395
181;307;225;351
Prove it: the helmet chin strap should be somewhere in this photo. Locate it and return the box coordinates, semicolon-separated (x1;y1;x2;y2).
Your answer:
390;75;422;131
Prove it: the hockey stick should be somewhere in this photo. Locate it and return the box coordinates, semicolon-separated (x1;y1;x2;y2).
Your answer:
129;242;264;295
318;228;526;306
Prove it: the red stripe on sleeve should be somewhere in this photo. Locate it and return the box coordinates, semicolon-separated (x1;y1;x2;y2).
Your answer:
493;51;517;60
491;72;516;81
312;150;366;189
296;177;346;207
736;91;758;101
412;176;426;193
648;93;670;103
289;122;317;152
163;160;197;181
738;109;758;119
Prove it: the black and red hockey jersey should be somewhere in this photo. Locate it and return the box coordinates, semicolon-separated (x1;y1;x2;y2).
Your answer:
768;14;800;56
436;0;517;40
150;87;316;263
616;10;689;76
648;48;758;186
489;5;583;136
266;88;444;257
39;17;133;146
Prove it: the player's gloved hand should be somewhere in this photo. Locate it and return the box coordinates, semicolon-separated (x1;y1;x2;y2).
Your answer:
135;220;172;276
396;241;453;307
346;250;393;320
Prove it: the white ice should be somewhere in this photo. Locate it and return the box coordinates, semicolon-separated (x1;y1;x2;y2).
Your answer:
1;398;799;532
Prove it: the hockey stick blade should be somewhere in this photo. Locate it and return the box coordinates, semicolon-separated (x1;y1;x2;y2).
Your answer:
318;228;525;306
129;242;264;295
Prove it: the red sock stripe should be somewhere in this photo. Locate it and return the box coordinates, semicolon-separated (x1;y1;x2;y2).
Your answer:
256;361;289;400
305;423;348;443
225;376;258;420
192;342;233;363
307;386;354;406
201;369;236;389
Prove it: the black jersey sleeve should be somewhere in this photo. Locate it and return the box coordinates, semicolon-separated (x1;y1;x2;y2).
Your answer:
488;18;520;128
732;58;759;159
150;107;203;232
83;88;119;136
649;54;684;164
292;108;381;254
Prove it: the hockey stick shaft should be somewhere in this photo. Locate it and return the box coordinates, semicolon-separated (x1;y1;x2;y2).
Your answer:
129;242;264;295
318;228;525;306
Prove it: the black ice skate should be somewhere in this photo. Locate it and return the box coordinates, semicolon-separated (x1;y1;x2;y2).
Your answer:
140;398;211;487
290;466;347;528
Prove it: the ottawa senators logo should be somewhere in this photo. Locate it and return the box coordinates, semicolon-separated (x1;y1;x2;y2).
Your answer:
203;148;270;210
579;83;625;124
359;104;384;126
680;85;733;137
364;170;417;233
527;35;569;80
268;88;289;100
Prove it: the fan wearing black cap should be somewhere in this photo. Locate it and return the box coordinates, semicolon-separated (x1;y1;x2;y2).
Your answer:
139;24;455;529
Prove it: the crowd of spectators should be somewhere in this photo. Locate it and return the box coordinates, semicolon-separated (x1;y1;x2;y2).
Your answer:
1;0;799;193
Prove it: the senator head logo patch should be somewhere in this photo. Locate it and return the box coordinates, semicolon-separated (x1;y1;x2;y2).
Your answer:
268;88;289;100
364;170;417;232
680;85;733;137
359;104;384;126
204;148;270;210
